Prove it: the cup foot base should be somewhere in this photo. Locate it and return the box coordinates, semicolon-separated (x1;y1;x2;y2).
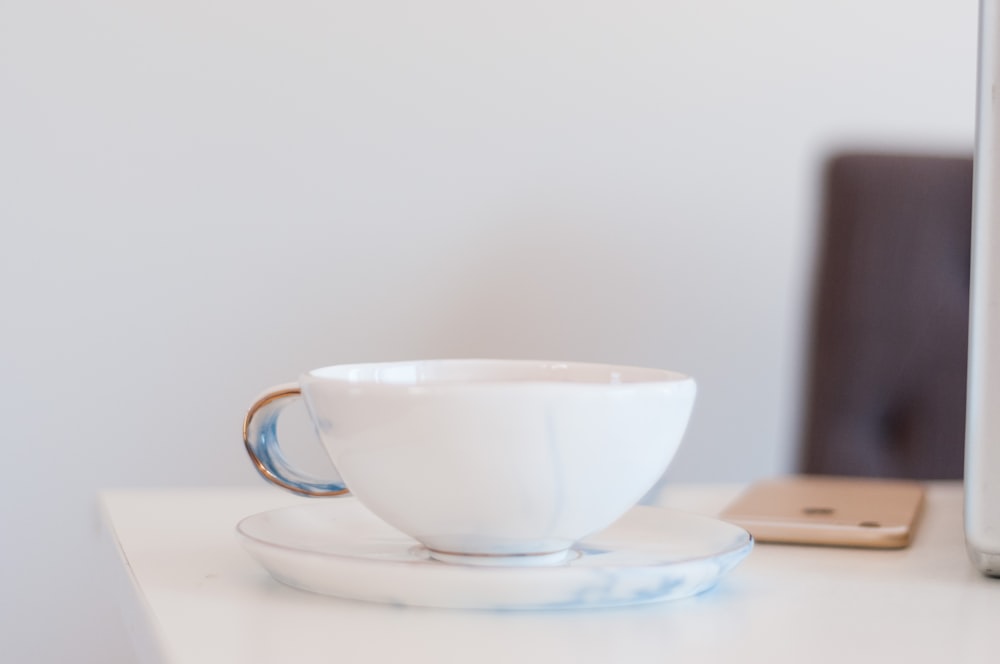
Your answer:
426;547;576;567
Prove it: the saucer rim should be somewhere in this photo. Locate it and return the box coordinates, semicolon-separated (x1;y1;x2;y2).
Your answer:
235;501;753;573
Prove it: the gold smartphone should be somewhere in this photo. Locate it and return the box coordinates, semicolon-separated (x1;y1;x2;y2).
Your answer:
720;476;926;549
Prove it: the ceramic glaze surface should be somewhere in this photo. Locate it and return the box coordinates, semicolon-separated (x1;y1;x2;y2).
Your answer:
245;359;696;563
236;499;753;609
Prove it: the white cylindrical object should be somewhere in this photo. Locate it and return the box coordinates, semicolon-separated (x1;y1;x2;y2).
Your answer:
966;0;1000;577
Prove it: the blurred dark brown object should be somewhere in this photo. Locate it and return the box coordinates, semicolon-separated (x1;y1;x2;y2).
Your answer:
800;153;973;479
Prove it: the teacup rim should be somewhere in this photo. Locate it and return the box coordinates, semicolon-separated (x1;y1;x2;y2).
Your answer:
302;358;693;388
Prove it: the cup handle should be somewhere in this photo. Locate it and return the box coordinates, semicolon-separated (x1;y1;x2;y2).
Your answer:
242;383;350;497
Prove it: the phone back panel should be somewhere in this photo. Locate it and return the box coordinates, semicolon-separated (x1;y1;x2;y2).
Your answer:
720;477;925;549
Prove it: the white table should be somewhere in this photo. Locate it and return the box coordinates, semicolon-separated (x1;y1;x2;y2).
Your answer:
101;483;999;664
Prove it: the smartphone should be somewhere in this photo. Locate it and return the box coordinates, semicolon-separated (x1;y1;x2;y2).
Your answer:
720;476;926;549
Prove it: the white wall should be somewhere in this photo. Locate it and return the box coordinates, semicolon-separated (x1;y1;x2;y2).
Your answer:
0;1;977;661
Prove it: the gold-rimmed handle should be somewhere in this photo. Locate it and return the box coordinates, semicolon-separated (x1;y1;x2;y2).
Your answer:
242;383;349;497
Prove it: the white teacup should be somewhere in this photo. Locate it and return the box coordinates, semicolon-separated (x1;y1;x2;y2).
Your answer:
243;359;696;566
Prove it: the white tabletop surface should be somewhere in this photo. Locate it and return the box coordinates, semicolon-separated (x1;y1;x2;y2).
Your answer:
100;482;1000;664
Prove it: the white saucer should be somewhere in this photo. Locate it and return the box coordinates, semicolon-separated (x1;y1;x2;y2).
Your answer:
237;499;753;610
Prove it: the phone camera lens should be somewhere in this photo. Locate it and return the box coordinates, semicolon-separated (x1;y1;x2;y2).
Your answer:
802;506;835;516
